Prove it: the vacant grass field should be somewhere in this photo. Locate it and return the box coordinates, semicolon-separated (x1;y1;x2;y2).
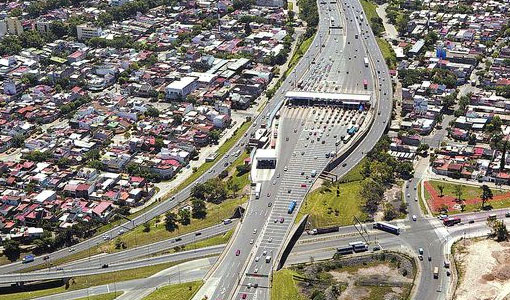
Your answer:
271;269;305;300
297;181;367;227
143;281;202;300
428;180;506;200
2;260;187;300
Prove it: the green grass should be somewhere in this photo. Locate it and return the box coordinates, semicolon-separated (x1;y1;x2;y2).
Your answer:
108;196;247;251
181;229;232;252
271;269;306;300
417;181;428;215
143;281;202;300
376;38;397;69
285;34;315;78
297;181;367;227
428;180;506;200
75;292;123;300
339;158;366;183
288;2;293;11
1;260;188;300
360;0;378;25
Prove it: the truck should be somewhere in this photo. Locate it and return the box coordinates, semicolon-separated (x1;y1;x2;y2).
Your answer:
347;126;358;135
255;183;261;199
310;170;317;177
433;267;439;279
288;200;297;214
364;57;369;67
265;255;271;263
310;226;339;235
22;254;35;264
343;135;352;144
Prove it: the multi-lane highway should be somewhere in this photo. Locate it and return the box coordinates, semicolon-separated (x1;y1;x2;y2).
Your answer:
194;0;388;299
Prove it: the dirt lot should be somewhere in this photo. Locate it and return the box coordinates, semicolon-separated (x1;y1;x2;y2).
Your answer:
329;262;412;300
454;239;510;300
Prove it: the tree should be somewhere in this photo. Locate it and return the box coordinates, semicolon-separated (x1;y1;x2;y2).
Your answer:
227;180;240;197
191;198;207;219
480;184;493;210
208;130;221;144
360;178;384;215
488;219;509;241
244;22;252;35
50;21;69;38
3;239;21;261
383;205;398;221
454;184;463;202
438;184;445;197
11;134;25;148
165;212;179;231
145;106;160;118
178;209;191;225
143;222;151;233
236;163;250;175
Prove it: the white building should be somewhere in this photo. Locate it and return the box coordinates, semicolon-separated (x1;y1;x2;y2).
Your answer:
77;24;102;40
165;77;198;100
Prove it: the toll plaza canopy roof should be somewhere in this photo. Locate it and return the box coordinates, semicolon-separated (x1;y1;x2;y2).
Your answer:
285;91;372;103
255;148;277;160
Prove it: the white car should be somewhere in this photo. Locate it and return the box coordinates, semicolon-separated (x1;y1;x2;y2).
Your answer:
412;215;417;221
250;239;254;244
254;267;259;273
255;256;260;262
253;229;257;234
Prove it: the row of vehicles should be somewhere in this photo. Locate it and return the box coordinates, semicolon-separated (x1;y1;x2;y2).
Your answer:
337;241;369;254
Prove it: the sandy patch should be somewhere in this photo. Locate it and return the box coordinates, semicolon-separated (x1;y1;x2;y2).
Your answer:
455;239;510;300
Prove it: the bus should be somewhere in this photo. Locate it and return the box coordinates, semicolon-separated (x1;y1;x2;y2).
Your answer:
255;183;261;199
488;214;497;221
288;200;297;214
364;57;369;67
363;79;368;89
349;241;369;252
443;217;461;227
343;135;352;144
373;221;401;235
337;246;354;255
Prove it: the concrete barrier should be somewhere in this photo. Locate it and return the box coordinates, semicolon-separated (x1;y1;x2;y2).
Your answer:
275;214;309;271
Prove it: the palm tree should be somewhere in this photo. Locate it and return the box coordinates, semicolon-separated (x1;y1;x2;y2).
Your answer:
438;184;445;197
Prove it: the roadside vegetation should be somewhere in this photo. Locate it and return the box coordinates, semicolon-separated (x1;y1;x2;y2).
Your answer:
143;281;202;300
299;136;412;227
1;260;192;300
273;253;415;300
75;292;123;300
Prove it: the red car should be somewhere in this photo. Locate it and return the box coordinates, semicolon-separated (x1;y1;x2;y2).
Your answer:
241;293;247;299
301;184;307;188
280;217;284;223
235;249;241;256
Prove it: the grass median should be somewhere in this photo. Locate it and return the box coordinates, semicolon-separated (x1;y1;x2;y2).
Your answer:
76;292;123;300
2;260;192;300
271;269;305;300
143;280;203;300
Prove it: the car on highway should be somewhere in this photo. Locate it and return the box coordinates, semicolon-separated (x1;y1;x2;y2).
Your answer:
68;247;75;252
253;228;257;234
267;192;271;197
506;212;510;218
241;293;247;299
235;249;241;256
280;217;285;223
102;264;109;268
250;239;254;244
412;215;417;221
418;248;424;255
268;237;273;243
268;202;272;207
